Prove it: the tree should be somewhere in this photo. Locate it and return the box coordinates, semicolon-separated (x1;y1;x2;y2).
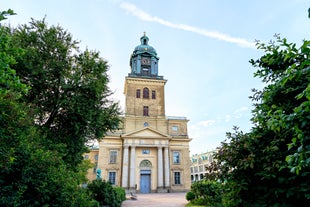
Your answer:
210;36;310;206
1;14;121;206
10;18;121;168
0;13;96;206
0;9;16;21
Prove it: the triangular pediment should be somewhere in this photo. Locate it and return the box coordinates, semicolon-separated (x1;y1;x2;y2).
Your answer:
123;127;170;138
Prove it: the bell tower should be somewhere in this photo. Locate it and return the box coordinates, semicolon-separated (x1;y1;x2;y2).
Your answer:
128;32;161;78
87;33;192;194
124;33;167;132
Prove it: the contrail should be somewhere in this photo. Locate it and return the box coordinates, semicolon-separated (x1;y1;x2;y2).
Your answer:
120;2;255;48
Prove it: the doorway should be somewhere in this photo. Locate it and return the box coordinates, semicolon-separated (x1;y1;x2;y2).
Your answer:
140;170;151;193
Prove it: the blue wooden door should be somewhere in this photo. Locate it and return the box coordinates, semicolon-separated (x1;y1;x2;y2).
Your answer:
140;171;151;193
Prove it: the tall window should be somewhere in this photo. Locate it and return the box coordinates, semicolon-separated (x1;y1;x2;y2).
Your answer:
174;172;181;184
143;87;149;99
93;162;98;174
152;90;156;99
109;150;117;164
143;106;149;116
108;172;116;185
136;89;141;98
173;151;180;164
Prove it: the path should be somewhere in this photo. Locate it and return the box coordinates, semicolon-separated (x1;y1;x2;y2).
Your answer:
121;193;188;207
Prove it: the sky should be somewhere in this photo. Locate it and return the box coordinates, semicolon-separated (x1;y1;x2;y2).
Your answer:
2;0;309;155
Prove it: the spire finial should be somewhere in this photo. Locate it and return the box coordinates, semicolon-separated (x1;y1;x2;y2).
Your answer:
143;31;146;36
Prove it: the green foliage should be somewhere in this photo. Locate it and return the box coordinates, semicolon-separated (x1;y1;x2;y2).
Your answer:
250;35;310;176
190;180;223;207
1;146;94;206
114;187;126;203
0;22;94;206
209;35;310;206
9;17;121;168
1;15;121;206
0;9;16;21
186;191;196;201
87;179;124;207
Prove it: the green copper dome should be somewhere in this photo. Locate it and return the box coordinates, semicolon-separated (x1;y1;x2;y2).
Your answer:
128;33;162;80
133;33;157;56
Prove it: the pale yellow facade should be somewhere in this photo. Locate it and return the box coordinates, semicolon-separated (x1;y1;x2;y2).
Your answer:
85;34;192;193
190;151;216;182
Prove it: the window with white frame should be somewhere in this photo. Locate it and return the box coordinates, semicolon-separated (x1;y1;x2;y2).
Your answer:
173;151;180;164
109;150;117;164
108;172;116;185
174;171;181;184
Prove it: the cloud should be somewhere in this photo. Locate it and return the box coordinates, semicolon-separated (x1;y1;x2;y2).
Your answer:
198;120;216;127
232;106;249;118
120;2;255;48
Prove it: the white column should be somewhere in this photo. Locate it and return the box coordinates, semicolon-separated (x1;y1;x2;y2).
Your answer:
164;147;170;187
122;146;129;188
157;147;163;188
129;146;136;189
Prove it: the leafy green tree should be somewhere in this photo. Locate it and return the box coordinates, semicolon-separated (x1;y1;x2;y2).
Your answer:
0;10;28;195
1;14;95;206
212;36;310;206
10;18;121;168
0;9;16;21
1;14;121;206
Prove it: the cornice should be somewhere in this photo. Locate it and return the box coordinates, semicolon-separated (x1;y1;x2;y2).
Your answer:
125;77;167;85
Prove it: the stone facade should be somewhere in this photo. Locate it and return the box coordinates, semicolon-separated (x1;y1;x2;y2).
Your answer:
190;151;216;182
85;34;192;193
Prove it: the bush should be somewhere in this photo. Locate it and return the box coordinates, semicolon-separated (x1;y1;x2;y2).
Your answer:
114;187;126;203
186;191;195;201
191;197;208;205
190;179;223;206
87;179;121;207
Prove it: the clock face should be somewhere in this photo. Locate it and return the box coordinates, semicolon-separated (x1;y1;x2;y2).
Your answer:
141;57;150;65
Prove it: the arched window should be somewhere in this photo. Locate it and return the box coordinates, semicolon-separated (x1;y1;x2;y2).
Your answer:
140;159;152;167
143;106;149;116
143;87;149;99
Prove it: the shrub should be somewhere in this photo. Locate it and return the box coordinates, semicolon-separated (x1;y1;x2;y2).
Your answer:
87;179;119;207
114;187;126;203
186;191;195;201
190;179;223;206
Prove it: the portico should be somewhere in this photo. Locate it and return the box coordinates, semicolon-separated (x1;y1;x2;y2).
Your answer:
120;127;171;193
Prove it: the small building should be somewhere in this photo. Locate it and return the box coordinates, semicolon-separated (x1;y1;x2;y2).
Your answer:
190;151;216;182
85;33;192;193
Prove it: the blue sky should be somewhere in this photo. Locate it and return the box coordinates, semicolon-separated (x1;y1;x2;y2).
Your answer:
2;0;309;155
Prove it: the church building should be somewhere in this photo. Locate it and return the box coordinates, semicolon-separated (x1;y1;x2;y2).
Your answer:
85;34;192;193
